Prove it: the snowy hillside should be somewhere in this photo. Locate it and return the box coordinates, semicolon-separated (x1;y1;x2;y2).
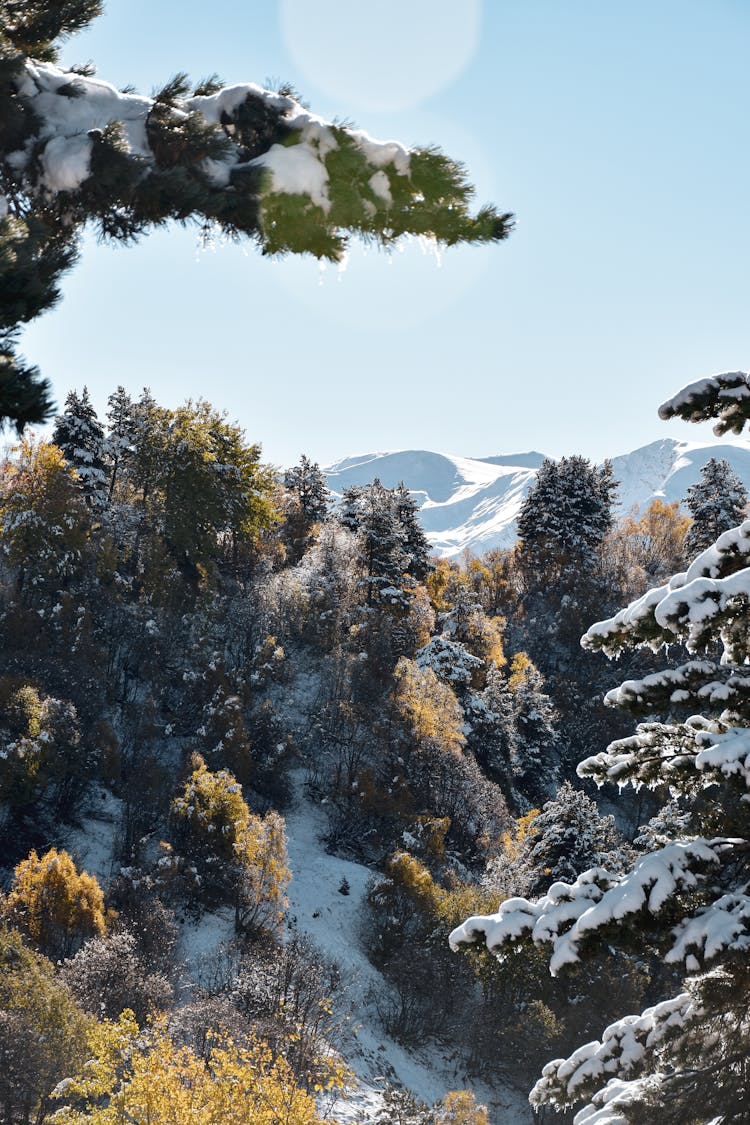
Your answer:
325;439;750;557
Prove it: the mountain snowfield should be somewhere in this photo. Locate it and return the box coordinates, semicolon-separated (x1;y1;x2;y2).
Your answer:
325;438;750;557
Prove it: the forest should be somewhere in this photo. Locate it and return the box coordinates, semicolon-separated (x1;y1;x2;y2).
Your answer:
2;375;748;1123
2;2;750;1123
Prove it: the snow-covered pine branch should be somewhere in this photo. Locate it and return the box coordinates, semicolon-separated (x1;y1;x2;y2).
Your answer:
582;518;750;658
8;59;512;257
0;0;514;428
529;991;697;1114
600;660;750;718
658;370;750;436
450;375;750;1117
449;838;737;976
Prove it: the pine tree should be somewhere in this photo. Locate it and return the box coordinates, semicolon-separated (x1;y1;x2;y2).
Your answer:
128;387;169;504
451;369;750;1123
283;454;330;562
520;781;623;895
341;478;412;606
465;665;517;792
394;481;433;582
0;0;513;430
103;385;137;500
507;653;559;809
517;455;618;582
684;455;748;556
284;455;329;525
52;386;108;507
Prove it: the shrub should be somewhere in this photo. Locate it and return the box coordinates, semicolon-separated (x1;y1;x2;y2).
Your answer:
61;930;173;1023
0;926;90;1124
52;1010;339;1125
2;847;107;959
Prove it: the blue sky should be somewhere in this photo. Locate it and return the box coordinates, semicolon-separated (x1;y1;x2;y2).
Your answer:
21;0;750;469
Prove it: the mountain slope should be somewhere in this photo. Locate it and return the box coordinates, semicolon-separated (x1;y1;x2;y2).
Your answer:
325;439;750;558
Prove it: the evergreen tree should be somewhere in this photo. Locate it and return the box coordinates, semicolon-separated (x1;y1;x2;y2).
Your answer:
451;369;750;1123
684;455;748;556
0;0;513;430
284;455;329;525
143;399;278;573
51;386;108;507
464;665;517;794
128;387;169;504
341;478;411;605
517;455;618;581
394;481;433;582
104;385;137;500
283;454;330;562
515;456;620;775
521;781;623;895
507;653;559;809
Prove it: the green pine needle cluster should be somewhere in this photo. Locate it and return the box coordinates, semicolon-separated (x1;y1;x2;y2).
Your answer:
0;0;514;430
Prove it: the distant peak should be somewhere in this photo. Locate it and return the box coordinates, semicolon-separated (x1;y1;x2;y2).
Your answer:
478;451;549;469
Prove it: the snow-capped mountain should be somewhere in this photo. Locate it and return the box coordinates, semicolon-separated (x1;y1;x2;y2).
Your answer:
325;439;750;558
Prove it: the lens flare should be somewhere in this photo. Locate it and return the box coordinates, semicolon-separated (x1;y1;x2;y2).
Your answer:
279;0;482;113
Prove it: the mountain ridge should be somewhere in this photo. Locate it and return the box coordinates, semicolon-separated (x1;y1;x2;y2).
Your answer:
324;438;750;558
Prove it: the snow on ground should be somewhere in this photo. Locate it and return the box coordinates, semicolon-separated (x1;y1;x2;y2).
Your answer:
179;905;237;987
63;784;122;885
283;771;532;1123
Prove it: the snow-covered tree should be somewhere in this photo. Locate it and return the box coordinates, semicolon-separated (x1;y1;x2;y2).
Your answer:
506;653;559;809
394;481;433;583
0;438;90;593
282;455;330;562
104;384;138;500
284;455;329;524
520;781;624;896
341;478;413;606
684;456;748;556
0;0;513;431
464;664;517;792
517;455;618;580
451;370;750;1123
52;386;108;506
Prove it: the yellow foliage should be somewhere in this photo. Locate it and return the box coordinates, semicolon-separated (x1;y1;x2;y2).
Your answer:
53;1010;335;1125
414;814;451;860
498;808;540;862
507;651;535;691
621;498;689;555
463;610;506;675
393;657;465;756
609;498;690;586
0;439;89;586
0;926;91;1120
171;753;250;862
2;848;106;959
425;557;461;612
234;809;291;936
438;1089;491;1125
386;852;498;931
